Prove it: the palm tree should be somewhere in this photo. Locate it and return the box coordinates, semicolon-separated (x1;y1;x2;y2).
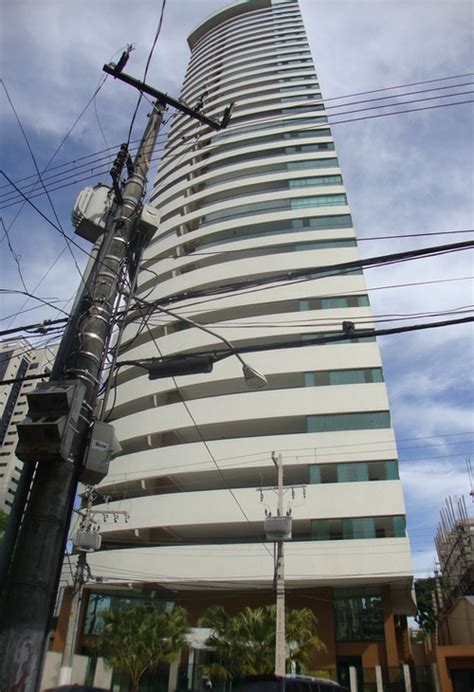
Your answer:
285;607;326;673
199;605;325;686
199;605;238;685
92;603;189;692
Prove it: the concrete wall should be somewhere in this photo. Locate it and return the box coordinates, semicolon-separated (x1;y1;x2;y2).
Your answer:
40;651;112;690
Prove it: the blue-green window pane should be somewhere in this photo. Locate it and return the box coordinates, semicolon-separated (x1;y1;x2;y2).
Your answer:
304;372;316;387
311;516;405;542
307;411;391;433
368;411;391;428
392;515;406;537
287;158;339;171
301;331;375;345
343;517;375;539
321;297;347;309
371;368;384;382
319;295;370;309
311;519;329;540
308;215;352;228
338;463;369;482
296;239;356;250
284;129;332;140
294;215;352;230
291;194;347;209
385;460;399;480
329;370;364;385
289;175;342;188
359;517;375;538
342;519;352;539
309;465;321;484
299;299;310;311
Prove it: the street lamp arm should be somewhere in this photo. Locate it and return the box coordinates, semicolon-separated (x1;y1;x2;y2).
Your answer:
153;305;267;389
154;304;240;361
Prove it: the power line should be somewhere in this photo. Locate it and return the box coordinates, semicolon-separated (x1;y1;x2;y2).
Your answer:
0;138;141;194
1;83;456;204
3;240;471;340
141;319;274;561
206;316;474;360
322;71;474;101
97;434;474;483
0;171;90;259
2;71;470;199
149;229;473;259
126;0;167;147
207;85;473;139
0;217;29;293
0;289;70;317
1;80;84;280
0;94;469;212
2;85;472;210
168;73;474;144
0;318;68;338
134;239;474;312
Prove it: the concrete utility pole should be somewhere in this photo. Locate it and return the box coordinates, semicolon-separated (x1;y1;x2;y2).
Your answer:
272;452;286;677
60;552;87;685
59;488;94;686
59;489;129;684
262;453;304;676
0;51;233;689
0;100;164;692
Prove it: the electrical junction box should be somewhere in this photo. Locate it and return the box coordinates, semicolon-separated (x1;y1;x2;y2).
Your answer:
72;184;114;242
80;420;122;485
72;184;160;243
74;530;102;552
139;204;160;239
16;380;86;463
264;515;292;541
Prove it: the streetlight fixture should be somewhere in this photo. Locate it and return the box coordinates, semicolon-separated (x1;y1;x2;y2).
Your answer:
123;304;268;388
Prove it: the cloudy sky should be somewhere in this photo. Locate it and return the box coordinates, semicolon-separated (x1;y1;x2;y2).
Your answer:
1;0;473;579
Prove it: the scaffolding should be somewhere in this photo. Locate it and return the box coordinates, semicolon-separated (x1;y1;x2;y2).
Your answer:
435;495;473;608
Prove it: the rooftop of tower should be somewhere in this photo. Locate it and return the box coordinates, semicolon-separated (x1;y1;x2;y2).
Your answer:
187;0;271;49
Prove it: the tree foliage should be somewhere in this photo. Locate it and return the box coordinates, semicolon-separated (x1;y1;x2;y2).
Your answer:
92;604;189;692
199;604;325;684
414;578;438;632
0;509;8;535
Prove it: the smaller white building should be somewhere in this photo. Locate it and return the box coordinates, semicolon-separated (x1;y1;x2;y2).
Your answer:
0;338;55;513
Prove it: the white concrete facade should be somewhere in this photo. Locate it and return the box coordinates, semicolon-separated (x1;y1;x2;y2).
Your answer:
91;0;413;612
0;339;54;513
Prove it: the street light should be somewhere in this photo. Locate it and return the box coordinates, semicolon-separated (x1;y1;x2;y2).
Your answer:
122;304;268;388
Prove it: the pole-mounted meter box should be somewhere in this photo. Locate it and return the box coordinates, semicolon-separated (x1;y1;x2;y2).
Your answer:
72;184;160;243
16;380;86;463
80;420;122;485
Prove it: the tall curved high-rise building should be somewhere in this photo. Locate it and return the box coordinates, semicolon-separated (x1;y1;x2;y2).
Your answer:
80;0;414;684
